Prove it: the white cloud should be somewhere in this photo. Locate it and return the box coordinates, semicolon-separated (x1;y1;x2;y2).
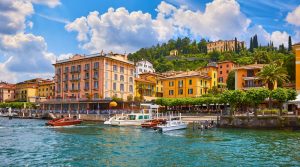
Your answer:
286;5;300;26
30;0;61;8
270;31;289;47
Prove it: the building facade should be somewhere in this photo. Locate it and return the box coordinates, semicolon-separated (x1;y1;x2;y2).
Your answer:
37;80;55;102
54;53;135;101
293;43;300;94
15;78;47;102
162;71;211;98
135;60;155;77
0;82;16;102
234;64;277;90
207;40;244;53
197;63;218;88
217;61;236;84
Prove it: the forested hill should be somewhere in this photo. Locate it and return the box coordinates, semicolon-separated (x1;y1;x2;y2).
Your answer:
127;36;295;82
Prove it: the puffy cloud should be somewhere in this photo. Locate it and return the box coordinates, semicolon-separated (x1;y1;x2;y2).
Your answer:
66;9;159;53
270;31;289;47
0;33;55;73
286;5;300;26
30;0;61;8
0;0;34;34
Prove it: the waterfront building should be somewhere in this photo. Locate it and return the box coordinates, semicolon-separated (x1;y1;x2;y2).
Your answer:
0;82;16;102
16;78;48;102
207;40;244;53
37;80;55;102
54;53;135;101
134;73;165;101
196;62;218;88
217;61;236;84
162;71;211;98
234;64;277;90
135;60;155;77
293;42;300;94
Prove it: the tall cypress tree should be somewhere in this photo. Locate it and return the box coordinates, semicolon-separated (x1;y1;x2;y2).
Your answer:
234;37;238;53
249;37;253;52
253;34;258;49
288;36;292;51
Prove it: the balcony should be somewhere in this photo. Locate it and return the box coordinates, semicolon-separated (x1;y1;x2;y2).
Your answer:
84;87;89;91
70;88;79;92
70;78;80;82
84;67;90;71
243;76;259;80
93;87;99;90
63;78;68;82
63;70;69;74
93;76;98;80
70;69;80;73
93;66;99;71
84;77;89;80
63;88;68;92
243;84;264;89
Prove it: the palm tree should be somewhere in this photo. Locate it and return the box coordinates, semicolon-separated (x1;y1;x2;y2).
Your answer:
256;62;289;90
256;62;289;108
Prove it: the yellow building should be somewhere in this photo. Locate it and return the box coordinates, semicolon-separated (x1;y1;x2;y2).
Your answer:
37;80;55;102
234;64;277;90
293;42;300;94
162;71;211;98
207;40;244;53
134;72;165;101
197;63;218;88
16;78;49;102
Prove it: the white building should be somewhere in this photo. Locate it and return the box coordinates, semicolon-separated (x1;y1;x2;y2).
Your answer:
135;60;155;77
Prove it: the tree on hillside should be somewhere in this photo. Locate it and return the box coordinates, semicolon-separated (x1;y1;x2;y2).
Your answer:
249;37;253;52
288;36;292;52
198;39;207;54
226;71;235;90
234;37;238;53
253;34;258;49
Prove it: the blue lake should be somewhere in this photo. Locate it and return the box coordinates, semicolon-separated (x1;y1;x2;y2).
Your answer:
1;117;300;166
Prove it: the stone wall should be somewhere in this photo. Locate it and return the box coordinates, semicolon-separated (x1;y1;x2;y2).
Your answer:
53;113;109;122
220;116;300;129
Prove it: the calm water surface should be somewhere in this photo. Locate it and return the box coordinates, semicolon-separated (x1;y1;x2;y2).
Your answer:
1;117;300;167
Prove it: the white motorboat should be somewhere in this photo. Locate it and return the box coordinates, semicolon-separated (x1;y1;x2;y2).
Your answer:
156;113;188;132
105;104;159;126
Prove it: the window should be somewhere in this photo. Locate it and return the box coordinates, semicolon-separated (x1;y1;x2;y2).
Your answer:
113;65;118;72
188;89;193;94
214;81;216;86
220;65;222;69
189;80;192;85
226;64;229;68
105;81;108;89
200;89;202;95
94;71;98;79
169;81;174;87
178;80;183;88
219;77;223;83
220;71;222;74
105;62;109;70
130;69;134;75
129;77;133;83
71;66;75;72
120;84;124;92
94;93;99;99
113;83;116;91
214;73;216;78
204;81;207;87
226;70;229;74
85;64;90;70
200;80;203;86
120;66;124;73
77;65;81;71
85;72;89;79
94;81;98;89
78;83;80;90
64;67;69;73
84;82;89;90
178;89;183;95
169;90;174;95
72;83;75;90
114;74;118;80
120;75;124;82
105;72;108;78
94;62;99;69
129;85;133;92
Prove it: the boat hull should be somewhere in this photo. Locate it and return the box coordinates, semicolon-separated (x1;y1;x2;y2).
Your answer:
46;118;82;127
110;120;145;126
157;124;188;132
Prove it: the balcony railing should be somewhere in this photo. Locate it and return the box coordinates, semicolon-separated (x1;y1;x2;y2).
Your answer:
84;76;89;80
84;67;90;71
70;78;80;81
93;66;99;70
70;69;80;73
244;84;264;88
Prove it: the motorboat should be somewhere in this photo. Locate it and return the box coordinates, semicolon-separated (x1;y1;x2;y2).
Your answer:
110;113;152;126
141;119;166;128
46;117;82;126
155;113;188;132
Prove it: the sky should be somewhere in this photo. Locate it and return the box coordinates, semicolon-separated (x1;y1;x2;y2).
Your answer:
0;0;300;83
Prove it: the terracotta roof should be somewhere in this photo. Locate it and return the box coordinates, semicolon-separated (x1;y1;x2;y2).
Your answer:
234;64;265;70
139;72;165;78
161;71;211;80
292;42;300;46
0;83;16;89
135;78;156;84
217;60;236;64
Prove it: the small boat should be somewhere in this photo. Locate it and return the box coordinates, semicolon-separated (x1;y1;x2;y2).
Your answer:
141;119;166;128
110;113;152;126
46;117;82;126
155;113;188;132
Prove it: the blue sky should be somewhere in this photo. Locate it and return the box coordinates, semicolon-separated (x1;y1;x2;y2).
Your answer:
0;0;300;83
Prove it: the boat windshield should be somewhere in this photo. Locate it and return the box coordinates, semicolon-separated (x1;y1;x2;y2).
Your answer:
138;115;149;120
128;115;136;120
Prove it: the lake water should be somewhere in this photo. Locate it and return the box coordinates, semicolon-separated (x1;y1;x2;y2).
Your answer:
1;117;300;166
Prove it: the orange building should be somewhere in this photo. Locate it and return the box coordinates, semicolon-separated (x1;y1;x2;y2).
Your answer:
217;61;236;83
0;82;16;102
54;53;135;101
234;64;277;90
293;43;300;94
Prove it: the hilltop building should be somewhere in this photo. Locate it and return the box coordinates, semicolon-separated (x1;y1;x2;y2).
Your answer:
234;64;277;90
0;82;16;102
170;49;178;56
135;60;155;77
217;61;236;84
207;40;244;53
54;53;135;101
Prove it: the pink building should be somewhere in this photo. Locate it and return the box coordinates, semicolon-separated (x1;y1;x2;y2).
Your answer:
54;53;135;101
